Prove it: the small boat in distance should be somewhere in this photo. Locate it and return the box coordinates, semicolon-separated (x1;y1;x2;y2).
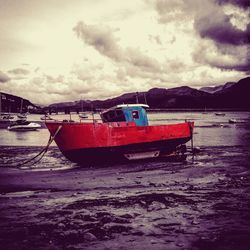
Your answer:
79;112;88;119
40;114;53;120
0;115;11;128
8;120;41;131
46;104;194;164
0;93;14;127
16;98;28;120
202;107;208;114
17;113;27;120
78;98;89;119
215;112;225;116
0;113;14;120
228;119;237;124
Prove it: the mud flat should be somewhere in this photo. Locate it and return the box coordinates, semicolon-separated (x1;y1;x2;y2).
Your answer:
0;145;250;250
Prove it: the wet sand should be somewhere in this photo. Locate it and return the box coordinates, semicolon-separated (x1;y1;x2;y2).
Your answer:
0;146;250;250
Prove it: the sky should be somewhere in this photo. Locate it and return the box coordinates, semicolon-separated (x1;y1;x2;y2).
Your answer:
0;0;249;105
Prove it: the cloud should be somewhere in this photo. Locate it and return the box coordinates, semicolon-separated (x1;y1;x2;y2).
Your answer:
216;0;250;8
151;0;249;73
154;0;186;23
73;21;162;77
193;41;250;72
191;0;250;71
45;74;64;84
73;21;123;62
1;1;248;105
194;10;249;46
149;35;162;45
0;71;10;83
126;48;161;71
8;68;30;75
152;0;249;45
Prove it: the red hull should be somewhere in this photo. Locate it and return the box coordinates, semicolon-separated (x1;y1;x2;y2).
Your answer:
46;121;194;163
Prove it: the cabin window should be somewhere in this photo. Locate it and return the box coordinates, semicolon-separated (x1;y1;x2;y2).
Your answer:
132;110;139;119
101;109;126;122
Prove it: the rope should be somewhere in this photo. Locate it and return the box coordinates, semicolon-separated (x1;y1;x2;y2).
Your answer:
2;125;62;169
187;122;194;154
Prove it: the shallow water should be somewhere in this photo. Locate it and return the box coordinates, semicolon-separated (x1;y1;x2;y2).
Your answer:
1;111;250;147
0;112;250;249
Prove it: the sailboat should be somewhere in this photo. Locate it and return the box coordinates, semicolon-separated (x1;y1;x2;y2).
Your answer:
0;93;12;127
78;98;89;119
8;96;41;131
202;106;208;114
40;114;53;120
17;98;27;120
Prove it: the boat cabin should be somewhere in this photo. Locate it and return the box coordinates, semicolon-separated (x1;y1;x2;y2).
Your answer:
100;104;149;126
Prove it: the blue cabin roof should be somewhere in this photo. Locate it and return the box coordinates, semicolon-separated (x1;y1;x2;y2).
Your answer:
100;104;149;126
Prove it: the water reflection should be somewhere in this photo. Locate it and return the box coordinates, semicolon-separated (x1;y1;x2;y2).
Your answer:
15;131;34;141
0;129;52;147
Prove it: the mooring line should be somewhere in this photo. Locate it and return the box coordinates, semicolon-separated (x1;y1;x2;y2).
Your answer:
2;125;62;169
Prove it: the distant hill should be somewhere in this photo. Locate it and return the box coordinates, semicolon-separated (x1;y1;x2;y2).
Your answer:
145;86;213;108
2;77;250;113
0;92;39;113
213;77;250;109
200;82;235;94
46;76;250;111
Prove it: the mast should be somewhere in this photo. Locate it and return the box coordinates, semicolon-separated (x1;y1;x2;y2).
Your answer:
20;98;23;113
0;93;1;114
136;92;139;104
144;93;147;105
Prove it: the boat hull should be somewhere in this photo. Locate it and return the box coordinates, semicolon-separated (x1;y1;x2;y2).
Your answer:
62;136;191;164
46;121;194;164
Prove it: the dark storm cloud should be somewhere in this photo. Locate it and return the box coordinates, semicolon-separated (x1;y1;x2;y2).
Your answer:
218;63;250;71
0;71;10;83
192;0;249;72
151;0;249;73
206;55;250;71
216;0;250;8
194;15;249;46
8;68;30;75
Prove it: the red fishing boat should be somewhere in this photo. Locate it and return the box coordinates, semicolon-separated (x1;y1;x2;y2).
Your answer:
46;104;194;164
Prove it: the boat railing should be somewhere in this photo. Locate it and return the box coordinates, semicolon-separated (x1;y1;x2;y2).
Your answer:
107;121;136;127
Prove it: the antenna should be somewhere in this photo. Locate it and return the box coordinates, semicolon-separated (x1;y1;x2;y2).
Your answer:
135;92;139;104
144;93;147;105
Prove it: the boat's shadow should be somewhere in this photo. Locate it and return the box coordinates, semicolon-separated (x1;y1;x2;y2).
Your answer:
75;154;188;170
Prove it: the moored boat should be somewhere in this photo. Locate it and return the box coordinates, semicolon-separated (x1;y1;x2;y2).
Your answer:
0;93;14;127
46;104;194;164
215;112;225;116
40;114;53;120
228;118;237;124
8;120;41;131
17;113;27;120
0;115;11;128
79;112;88;119
0;113;14;120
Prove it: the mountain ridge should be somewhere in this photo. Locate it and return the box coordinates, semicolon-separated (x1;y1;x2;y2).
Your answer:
1;76;249;112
